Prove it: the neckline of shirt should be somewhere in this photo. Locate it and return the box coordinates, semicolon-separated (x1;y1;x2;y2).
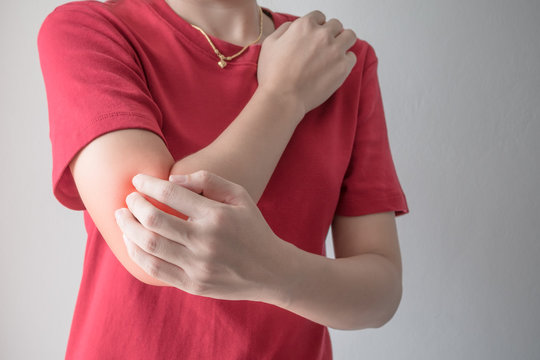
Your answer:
149;0;286;66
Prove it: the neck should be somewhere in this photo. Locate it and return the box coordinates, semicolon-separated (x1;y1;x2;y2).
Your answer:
164;0;274;46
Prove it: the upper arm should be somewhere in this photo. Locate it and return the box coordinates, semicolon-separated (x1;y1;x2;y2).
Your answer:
69;128;175;286
38;7;177;284
331;211;402;276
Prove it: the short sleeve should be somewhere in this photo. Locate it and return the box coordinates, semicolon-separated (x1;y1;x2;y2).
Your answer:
335;44;409;217
37;5;167;210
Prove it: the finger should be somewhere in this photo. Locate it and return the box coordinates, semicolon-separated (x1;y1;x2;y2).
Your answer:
123;232;189;288
335;28;358;52
304;10;326;25
132;173;214;219
169;170;248;206
115;208;192;266
125;191;195;243
322;18;344;37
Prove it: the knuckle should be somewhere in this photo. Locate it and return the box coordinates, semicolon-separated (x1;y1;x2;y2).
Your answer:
194;170;213;190
143;232;160;253
301;10;325;29
343;29;358;46
298;13;310;24
316;28;332;44
157;182;176;203
224;183;247;203
144;208;162;228
329;18;343;29
234;184;248;198
208;206;228;225
197;169;212;183
289;18;302;30
312;9;325;19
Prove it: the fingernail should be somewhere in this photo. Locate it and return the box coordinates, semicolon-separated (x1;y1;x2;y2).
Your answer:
169;174;187;183
123;233;129;244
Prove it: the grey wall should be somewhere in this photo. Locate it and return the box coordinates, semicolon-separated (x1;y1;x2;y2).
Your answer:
1;0;539;359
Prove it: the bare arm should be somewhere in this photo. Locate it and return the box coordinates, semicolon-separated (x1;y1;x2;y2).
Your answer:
275;212;403;329
170;87;303;204
70;129;173;286
115;172;403;329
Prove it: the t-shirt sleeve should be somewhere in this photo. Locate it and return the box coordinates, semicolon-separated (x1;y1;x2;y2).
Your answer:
37;5;167;211
334;43;409;217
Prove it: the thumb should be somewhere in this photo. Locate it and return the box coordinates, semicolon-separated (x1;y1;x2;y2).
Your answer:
169;170;247;205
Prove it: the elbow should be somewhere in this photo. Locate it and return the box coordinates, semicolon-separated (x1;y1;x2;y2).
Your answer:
335;277;403;331
372;254;403;329
373;279;403;328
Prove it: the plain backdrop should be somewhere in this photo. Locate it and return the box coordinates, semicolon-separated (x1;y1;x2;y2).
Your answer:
1;0;539;359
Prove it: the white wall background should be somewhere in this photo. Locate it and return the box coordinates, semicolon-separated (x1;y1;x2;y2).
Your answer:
1;0;539;358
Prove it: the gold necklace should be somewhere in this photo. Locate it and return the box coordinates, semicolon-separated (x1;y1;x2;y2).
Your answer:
191;6;264;69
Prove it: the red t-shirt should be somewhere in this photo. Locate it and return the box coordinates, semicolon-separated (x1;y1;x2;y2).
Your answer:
38;0;409;358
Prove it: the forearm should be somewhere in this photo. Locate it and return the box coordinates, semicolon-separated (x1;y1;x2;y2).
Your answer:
169;87;305;203
269;241;403;330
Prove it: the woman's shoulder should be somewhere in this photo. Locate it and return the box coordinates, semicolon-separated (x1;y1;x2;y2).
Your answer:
39;0;138;30
38;0;143;55
43;0;111;18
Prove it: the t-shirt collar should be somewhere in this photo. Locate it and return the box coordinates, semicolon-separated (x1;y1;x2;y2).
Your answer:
149;0;284;66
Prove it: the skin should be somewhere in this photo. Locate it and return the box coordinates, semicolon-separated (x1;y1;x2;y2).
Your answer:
70;0;403;330
164;0;276;46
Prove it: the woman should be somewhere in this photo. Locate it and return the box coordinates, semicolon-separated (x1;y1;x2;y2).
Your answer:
37;0;409;358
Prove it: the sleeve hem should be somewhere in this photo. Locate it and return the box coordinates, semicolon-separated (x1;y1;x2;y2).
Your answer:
52;112;168;211
334;192;410;217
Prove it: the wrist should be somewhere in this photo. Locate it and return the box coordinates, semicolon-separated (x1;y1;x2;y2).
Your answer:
255;86;306;125
257;236;305;309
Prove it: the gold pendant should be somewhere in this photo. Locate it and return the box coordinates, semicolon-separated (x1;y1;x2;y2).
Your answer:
218;59;227;68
